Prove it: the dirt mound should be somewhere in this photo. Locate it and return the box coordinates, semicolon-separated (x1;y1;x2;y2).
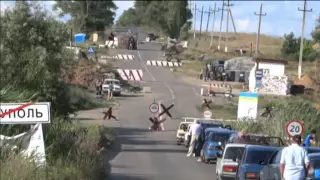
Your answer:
63;61;108;89
293;75;314;88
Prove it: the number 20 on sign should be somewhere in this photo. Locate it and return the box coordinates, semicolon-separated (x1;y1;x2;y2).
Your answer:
286;120;304;137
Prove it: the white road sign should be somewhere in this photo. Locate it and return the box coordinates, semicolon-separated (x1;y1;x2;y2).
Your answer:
0;102;51;124
203;110;212;119
149;103;159;114
286;120;304;137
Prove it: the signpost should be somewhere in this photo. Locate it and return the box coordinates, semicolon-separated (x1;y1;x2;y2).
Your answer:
149;103;159;114
286;120;304;137
203;110;212;119
0;102;51;166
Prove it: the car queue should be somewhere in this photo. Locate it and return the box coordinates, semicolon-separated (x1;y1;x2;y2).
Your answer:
175;118;320;180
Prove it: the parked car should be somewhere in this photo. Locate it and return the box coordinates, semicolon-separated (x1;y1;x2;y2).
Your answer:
235;145;279;180
176;121;192;145
200;128;237;163
307;153;320;180
216;136;284;180
102;79;122;96
260;147;320;180
184;121;224;148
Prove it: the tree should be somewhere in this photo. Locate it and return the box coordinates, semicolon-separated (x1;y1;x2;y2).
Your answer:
312;15;320;43
116;0;192;39
281;32;299;56
0;1;75;116
53;1;117;33
281;32;319;61
116;8;141;27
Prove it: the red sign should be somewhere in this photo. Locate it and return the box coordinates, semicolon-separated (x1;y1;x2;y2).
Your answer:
285;120;304;137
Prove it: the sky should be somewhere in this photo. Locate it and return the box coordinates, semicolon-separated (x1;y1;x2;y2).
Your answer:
1;1;319;39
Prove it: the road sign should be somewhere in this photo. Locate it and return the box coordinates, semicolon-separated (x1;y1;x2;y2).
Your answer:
149;103;159;114
88;46;96;53
203;110;212;119
0;102;51;124
286;120;304;137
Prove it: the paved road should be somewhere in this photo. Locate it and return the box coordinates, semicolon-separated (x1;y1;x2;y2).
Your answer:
107;42;218;180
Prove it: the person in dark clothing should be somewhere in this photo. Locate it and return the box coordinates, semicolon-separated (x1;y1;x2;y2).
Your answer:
195;124;206;160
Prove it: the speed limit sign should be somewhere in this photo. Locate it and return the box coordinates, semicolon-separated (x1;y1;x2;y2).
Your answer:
286;120;304;137
149;103;159;114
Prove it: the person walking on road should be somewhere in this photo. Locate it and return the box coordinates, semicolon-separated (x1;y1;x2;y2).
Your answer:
280;135;310;180
304;129;316;148
187;121;202;157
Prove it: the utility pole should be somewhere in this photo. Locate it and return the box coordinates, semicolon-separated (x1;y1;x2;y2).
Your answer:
205;7;213;41
297;0;312;79
210;3;219;48
254;3;267;61
199;6;204;40
224;0;233;52
218;0;225;51
193;3;197;39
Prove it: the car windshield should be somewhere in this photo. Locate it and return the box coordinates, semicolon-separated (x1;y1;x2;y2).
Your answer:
245;150;275;164
104;80;120;85
308;148;320;154
203;124;222;128
311;158;320;169
224;147;245;160
209;133;232;143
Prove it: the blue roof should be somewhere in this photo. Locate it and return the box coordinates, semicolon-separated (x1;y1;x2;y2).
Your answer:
204;127;236;133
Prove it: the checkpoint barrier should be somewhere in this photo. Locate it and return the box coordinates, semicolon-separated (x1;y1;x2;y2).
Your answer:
201;83;233;98
149;102;174;131
102;107;118;121
201;98;212;109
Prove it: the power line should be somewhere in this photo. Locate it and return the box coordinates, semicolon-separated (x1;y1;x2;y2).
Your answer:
210;3;220;48
297;0;312;79
205;6;213;41
254;3;267;62
198;6;205;39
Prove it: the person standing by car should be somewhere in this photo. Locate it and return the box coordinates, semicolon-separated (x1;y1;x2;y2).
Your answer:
107;83;114;100
187;121;202;157
280;135;310;180
304;129;317;148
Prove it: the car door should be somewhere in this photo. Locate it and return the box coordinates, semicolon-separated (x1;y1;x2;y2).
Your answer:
260;150;278;180
235;148;247;180
268;150;282;180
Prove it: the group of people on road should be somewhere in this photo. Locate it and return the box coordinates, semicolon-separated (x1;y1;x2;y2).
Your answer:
95;79;114;100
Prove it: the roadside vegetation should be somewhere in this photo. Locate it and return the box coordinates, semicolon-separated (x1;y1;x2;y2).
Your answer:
0;2;116;179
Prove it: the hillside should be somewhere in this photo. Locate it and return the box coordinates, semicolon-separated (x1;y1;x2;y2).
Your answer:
187;31;284;58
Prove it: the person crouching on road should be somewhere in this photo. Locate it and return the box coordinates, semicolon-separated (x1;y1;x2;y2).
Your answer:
280;135;310;180
187;121;202;157
304;129;316;148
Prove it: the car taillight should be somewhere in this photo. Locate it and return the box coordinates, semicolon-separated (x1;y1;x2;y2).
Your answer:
246;172;259;179
223;165;237;172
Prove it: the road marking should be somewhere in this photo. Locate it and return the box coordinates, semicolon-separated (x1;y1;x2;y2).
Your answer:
137;51;156;81
165;83;175;102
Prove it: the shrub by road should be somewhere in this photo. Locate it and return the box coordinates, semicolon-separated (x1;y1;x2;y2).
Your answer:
0;2;115;179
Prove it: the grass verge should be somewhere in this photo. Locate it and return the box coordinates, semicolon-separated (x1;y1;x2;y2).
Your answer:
0;123;115;180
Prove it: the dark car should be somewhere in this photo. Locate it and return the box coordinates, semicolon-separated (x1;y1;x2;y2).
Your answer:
260;147;320;180
235;145;279;180
307;153;320;180
200;128;237;163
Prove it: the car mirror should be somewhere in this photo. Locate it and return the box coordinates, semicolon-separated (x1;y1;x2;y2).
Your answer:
258;160;266;165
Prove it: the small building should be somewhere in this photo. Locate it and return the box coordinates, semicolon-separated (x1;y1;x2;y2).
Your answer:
248;58;288;95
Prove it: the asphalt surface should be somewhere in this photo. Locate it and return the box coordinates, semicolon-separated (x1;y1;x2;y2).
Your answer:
107;42;218;180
